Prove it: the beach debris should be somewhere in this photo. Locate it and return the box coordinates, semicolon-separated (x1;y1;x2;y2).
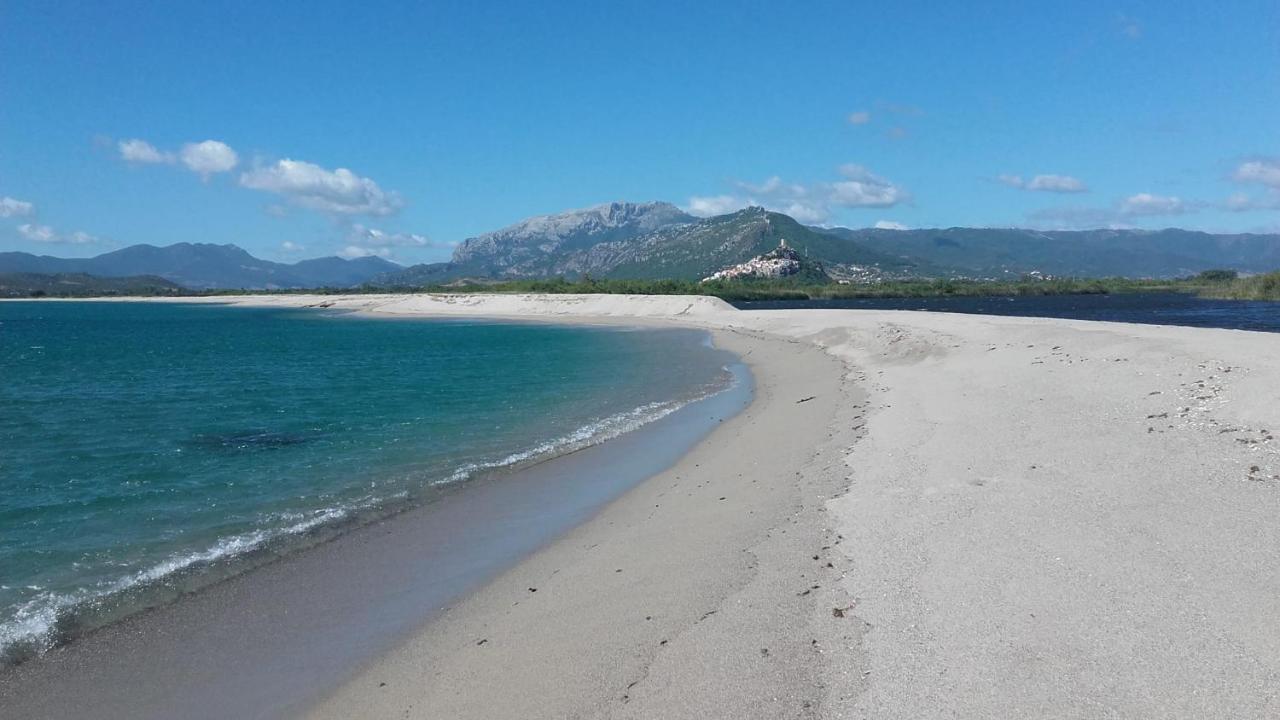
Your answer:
832;603;856;618
528;587;538;592
477;638;488;646
796;396;817;403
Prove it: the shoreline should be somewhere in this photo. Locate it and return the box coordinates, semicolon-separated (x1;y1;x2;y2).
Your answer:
308;322;861;719
0;311;801;719
5;293;1280;717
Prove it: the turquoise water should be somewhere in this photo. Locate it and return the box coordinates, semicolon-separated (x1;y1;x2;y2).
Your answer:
0;302;733;662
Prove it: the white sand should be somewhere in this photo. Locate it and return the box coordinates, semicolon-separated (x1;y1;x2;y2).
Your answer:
132;294;1280;716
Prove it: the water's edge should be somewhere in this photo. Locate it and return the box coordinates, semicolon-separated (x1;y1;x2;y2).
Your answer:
0;348;754;720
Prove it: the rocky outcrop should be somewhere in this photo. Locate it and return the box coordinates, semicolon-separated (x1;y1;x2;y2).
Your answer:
702;240;828;282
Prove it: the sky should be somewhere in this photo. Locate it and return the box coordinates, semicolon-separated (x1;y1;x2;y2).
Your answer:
2;0;1278;264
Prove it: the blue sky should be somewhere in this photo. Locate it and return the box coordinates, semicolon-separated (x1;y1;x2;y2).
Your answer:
2;1;1278;263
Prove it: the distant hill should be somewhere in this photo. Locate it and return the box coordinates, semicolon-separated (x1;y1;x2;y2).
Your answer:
813;227;1280;279
702;239;832;283
0;243;400;289
381;205;915;284
0;272;185;298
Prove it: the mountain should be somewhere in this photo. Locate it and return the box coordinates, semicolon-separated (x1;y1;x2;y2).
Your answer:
0;244;401;289
286;255;404;287
451;201;696;275
382;206;914;284
813;227;1280;279
0;272;185;298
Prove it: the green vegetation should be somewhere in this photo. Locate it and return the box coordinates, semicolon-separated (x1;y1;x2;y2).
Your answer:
0;273;185;299
359;275;1189;302
359;271;1280;302
22;267;1279;303
1199;271;1280;301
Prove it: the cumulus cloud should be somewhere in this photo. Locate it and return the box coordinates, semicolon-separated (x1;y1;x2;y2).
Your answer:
348;224;450;249
1029;191;1199;229
848;111;871;125
180;140;238;177
685;194;743;217
18;223;98;244
1223;159;1280;212
1233;158;1280;188
685;165;908;224
1120;192;1187;216
998;173;1088;193
119;138;173;164
119;137;238;177
280;240;305;253
240;159;403;216
874;220;909;230
1028;174;1087;193
0;196;35;218
831;165;908;208
335;224;452;262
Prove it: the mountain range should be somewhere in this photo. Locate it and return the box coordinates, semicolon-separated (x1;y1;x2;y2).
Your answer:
380;202;1280;285
383;203;917;285
3;202;1278;290
0;243;400;290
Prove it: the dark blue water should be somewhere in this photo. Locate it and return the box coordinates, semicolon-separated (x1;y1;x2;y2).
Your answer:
733;292;1280;332
0;302;734;662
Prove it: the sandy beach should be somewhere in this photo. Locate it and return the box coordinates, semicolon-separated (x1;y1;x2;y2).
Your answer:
7;293;1280;718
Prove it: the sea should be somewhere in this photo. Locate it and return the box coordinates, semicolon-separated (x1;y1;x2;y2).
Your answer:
0;301;735;663
732;292;1280;333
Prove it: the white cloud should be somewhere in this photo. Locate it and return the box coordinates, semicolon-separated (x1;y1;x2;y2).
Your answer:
848;111;871;125
1027;174;1087;193
119;137;238;177
874;220;909;230
119;138;173;164
17;223;54;242
18;223;98;244
998;173;1087;193
348;224;450;249
685;194;745;217
686;164;908;224
773;201;829;225
1120;192;1186;216
0;196;35;218
831;164;908;208
1232;159;1280;189
281;240;305;253
1029;191;1198;229
240;159;402;216
1224;192;1280;212
180;140;238;177
338;245;393;259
